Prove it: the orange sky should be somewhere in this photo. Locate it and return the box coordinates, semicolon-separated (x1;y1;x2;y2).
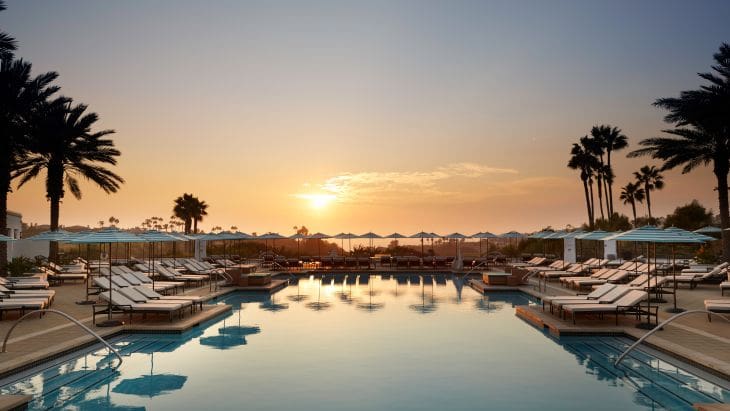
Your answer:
4;1;723;236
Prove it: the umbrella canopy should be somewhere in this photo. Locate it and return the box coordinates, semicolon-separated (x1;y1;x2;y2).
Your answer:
257;232;287;240
139;230;183;242
70;228;146;244
333;232;357;239
575;230;616;241
664;227;717;242
604;226;705;244
113;374;187;397
384;232;407;239
288;233;306;240
410;231;438;239
695;225;722;234
444;232;468;239
500;231;525;239
307;232;331;239
233;231;253;239
472;232;498;239
359;232;382;239
528;230;554;239
25;229;74;242
0;233;15;242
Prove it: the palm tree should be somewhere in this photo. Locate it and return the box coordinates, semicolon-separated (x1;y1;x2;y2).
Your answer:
592;125;628;215
191;198;208;233
631;43;730;260
173;193;196;234
0;59;59;266
0;1;17;61
632;165;664;221
582;134;606;220
619;182;645;226
568;139;600;229
13;99;123;261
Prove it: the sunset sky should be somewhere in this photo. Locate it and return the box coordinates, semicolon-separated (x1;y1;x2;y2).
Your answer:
4;1;729;236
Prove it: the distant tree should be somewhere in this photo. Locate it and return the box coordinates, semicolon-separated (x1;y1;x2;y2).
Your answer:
108;216;119;227
633;165;664;220
619;182;645;226
593;213;633;231
173;193;208;233
663;200;714;231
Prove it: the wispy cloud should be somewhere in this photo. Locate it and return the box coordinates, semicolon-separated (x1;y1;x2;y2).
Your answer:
294;162;526;205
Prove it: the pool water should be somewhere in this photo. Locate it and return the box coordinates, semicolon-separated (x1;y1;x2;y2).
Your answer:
1;274;728;410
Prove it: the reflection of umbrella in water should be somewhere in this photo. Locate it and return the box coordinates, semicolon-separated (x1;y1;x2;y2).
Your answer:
200;310;261;349
409;281;437;314
475;296;504;313
287;279;310;302
260;294;289;312
70;370;140;411
357;281;384;312
305;277;331;311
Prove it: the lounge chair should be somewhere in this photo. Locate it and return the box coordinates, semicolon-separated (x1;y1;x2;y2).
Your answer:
94;291;185;324
704;299;730;320
0;300;48;319
671;266;728;289
570;270;631;289
682;262;729;274
0;277;49;290
115;287;194;313
544;285;631;314
541;283;618;311
561;290;651;324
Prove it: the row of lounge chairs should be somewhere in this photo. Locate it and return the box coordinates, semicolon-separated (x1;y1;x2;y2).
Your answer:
541;283;654;324
0;276;55;319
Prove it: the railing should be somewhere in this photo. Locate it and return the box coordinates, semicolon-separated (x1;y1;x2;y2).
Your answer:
614;309;730;367
1;309;123;369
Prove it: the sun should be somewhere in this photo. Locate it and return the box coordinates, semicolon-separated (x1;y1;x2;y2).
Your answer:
297;193;336;210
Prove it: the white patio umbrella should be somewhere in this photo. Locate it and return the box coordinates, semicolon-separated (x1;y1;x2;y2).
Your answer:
472;231;498;257
694;226;721;235
0;234;14;242
70;228;146;327
410;231;438;256
333;232;357;254
289;233;306;258
306;232;331;258
25;229;74;263
139;230;186;289
358;232;382;253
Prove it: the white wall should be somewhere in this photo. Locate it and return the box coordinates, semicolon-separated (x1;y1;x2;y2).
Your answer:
564;238;577;263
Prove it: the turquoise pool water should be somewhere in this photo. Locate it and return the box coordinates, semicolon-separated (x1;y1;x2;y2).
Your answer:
1;274;728;410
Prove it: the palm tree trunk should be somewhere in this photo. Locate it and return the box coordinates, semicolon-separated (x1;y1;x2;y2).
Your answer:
607;151;614;216
193;218;198;234
49;195;60;262
0;136;9;270
596;175;605;220
582;179;593;229
588;180;596;228
645;183;652;220
715;169;730;262
631;200;637;227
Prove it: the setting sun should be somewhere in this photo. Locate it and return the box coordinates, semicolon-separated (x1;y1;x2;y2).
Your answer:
296;193;337;210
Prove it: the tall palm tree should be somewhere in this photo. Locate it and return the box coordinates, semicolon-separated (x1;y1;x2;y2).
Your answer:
619;182;645;226
632;165;664;220
568;139;600;229
0;1;17;61
593;125;628;215
582;134;606;220
0;59;59;266
13;99;123;261
632;43;730;260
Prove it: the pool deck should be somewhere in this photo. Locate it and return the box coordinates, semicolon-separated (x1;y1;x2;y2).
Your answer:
2;271;730;401
471;276;730;381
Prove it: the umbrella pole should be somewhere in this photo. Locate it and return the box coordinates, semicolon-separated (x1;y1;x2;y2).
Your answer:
97;241;124;327
666;245;684;313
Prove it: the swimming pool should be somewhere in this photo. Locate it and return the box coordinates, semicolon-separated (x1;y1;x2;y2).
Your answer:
1;274;728;410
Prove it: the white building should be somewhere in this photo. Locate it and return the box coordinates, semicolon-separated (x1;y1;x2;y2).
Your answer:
6;210;22;239
5;211;48;261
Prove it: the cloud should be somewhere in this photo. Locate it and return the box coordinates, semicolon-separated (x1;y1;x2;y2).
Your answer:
293;162;528;205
